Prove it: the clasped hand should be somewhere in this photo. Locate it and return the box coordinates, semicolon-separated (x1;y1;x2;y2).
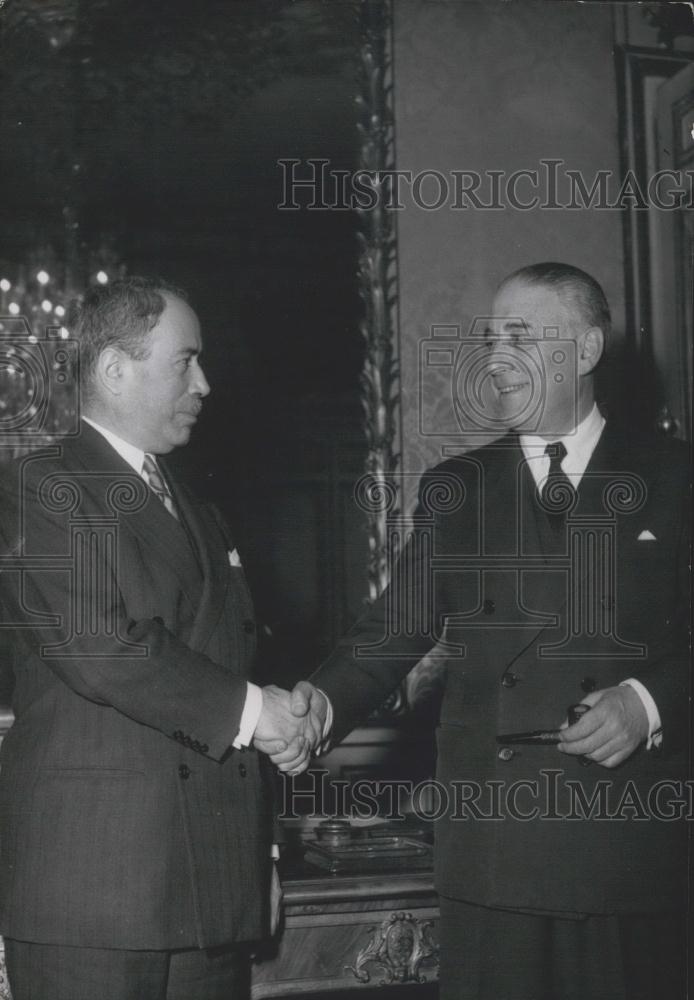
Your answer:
253;682;328;774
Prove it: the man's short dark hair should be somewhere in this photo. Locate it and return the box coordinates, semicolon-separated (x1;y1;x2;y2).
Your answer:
500;262;612;340
68;276;188;394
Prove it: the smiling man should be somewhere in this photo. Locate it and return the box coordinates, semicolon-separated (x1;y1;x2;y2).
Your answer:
291;263;690;1000
0;277;317;1000
485;269;604;438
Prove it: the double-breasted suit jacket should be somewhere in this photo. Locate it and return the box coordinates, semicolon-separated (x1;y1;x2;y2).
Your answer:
313;423;690;916
0;422;274;950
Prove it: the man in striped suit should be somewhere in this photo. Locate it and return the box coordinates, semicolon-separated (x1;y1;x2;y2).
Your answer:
0;277;316;999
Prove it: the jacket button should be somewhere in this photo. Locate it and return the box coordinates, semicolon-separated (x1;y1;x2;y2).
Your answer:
242;619;256;635
497;747;515;762
483;599;496;615
178;764;191;780
501;672;517;688
238;763;247;777
581;676;597;693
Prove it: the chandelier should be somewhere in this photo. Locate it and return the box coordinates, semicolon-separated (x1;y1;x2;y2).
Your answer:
0;240;125;451
0;2;125;453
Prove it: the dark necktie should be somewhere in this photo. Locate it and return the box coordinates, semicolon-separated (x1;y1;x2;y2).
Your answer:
540;441;576;516
142;454;178;520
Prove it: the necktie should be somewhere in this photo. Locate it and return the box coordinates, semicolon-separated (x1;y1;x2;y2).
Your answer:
142;454;178;520
540;441;575;516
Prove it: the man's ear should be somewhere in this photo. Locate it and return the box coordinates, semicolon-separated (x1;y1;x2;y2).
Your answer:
96;347;126;397
578;327;604;375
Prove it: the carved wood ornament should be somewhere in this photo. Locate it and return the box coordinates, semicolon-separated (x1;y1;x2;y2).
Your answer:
347;910;439;986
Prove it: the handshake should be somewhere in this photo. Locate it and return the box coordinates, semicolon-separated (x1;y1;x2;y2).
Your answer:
253;681;329;776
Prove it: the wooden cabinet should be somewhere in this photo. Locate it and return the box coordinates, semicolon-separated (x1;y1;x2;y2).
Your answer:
252;872;439;998
1;709;439;999
0;873;440;1000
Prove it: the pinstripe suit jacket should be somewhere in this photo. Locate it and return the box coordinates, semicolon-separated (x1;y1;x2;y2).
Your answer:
0;422;274;949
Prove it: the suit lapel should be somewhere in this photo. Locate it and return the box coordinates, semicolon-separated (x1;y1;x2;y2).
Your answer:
482;437;526;557
61;424;244;662
169;481;232;655
480;435;555;562
570;422;623;517
502;420;631;667
471;437;554;634
62;425;204;617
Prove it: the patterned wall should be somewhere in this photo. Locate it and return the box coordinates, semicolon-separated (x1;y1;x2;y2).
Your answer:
391;1;626;511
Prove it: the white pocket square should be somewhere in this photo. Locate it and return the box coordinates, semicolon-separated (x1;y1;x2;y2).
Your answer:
228;548;243;567
637;530;657;541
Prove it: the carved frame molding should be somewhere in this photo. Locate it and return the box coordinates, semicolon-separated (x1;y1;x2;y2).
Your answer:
356;0;402;604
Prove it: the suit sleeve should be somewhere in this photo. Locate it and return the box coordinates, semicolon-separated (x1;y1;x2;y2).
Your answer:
311;468;456;744
0;466;248;762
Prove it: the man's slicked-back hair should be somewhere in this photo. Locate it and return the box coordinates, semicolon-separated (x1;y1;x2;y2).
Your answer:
500;262;612;340
68;276;189;396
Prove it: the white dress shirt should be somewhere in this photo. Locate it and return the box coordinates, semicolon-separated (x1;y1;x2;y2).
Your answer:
519;402;606;491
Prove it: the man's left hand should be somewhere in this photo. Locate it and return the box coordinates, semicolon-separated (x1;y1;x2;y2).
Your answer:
557;685;649;768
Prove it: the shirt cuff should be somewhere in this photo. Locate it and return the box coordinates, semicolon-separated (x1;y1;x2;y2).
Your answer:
620;678;662;749
315;687;334;754
233;682;263;749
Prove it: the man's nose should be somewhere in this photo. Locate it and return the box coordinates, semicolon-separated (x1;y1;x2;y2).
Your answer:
487;340;508;371
192;364;211;397
487;338;518;372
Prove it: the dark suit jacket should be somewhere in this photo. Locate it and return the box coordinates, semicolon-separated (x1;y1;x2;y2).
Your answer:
0;422;274;949
313;423;690;916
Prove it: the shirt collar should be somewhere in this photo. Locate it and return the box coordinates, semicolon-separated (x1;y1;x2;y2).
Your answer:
519;403;606;484
81;416;147;475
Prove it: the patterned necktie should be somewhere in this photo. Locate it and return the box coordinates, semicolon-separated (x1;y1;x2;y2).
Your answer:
540;441;575;516
142;454;178;520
